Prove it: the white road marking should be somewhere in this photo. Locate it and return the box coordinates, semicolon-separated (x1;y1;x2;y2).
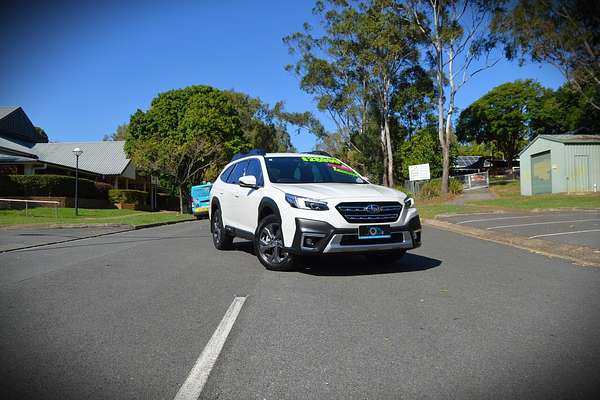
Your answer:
528;229;600;239
174;296;246;400
456;215;541;224
487;219;600;230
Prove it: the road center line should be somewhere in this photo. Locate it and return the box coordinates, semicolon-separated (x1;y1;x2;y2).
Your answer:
487;219;600;230
456;215;541;224
173;296;246;400
528;229;600;239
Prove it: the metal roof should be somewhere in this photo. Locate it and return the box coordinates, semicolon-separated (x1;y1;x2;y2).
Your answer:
0;106;19;119
0;154;39;163
519;134;600;155
538;134;600;144
0;136;37;157
31;141;130;175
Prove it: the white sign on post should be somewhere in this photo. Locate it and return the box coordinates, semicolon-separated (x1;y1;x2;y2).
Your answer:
408;163;431;181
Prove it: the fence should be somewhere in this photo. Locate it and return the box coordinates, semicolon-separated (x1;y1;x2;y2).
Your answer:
0;198;60;219
455;171;489;190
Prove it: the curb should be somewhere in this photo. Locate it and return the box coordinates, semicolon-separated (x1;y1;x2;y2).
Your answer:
423;218;600;267
0;218;195;253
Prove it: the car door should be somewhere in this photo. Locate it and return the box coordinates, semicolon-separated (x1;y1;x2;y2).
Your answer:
221;160;248;227
233;158;265;233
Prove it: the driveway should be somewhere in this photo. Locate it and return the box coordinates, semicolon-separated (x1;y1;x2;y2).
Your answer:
0;221;598;399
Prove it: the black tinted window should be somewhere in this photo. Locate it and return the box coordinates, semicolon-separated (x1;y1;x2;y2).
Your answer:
219;164;236;183
245;159;264;186
226;160;249;184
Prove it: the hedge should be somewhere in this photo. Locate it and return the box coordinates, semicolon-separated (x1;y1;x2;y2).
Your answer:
0;175;110;199
108;189;148;207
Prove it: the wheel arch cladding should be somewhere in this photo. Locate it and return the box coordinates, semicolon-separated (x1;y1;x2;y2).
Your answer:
258;197;280;223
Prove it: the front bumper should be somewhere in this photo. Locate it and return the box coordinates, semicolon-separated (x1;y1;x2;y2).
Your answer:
286;216;422;255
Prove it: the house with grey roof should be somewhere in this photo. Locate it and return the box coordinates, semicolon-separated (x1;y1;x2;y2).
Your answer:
0;106;140;189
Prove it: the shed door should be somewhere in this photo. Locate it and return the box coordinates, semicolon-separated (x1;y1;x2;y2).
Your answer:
531;151;552;194
573;155;590;192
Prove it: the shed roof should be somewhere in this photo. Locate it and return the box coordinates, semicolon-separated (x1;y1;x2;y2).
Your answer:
519;134;600;156
31;141;131;175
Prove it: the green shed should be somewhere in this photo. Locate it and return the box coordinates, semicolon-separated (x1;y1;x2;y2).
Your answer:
519;135;600;196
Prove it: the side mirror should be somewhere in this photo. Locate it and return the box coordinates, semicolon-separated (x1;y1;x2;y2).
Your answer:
239;175;258;188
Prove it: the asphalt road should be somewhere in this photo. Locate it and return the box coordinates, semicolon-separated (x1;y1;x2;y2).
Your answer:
1;221;599;399
438;210;600;249
0;226;129;252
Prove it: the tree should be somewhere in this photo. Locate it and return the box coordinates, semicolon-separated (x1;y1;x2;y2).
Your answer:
456;80;545;167
405;0;505;194
494;0;600;110
530;82;600;135
103;123;128;141
125;85;246;213
398;127;443;178
285;0;420;186
222;91;325;153
34;126;48;143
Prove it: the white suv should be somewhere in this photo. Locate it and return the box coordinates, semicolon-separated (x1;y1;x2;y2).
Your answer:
209;150;421;271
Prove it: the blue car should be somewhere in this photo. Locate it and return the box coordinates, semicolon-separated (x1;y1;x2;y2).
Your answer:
191;182;212;219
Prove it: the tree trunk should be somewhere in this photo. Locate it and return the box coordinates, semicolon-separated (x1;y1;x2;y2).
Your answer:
384;117;394;187
381;124;389;186
178;185;184;214
436;62;447;194
441;141;450;194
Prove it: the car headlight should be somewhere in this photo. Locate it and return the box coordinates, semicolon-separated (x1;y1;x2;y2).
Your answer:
285;193;329;211
404;197;415;208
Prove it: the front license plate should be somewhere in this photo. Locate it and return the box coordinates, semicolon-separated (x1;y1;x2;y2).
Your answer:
194;207;208;213
358;224;391;239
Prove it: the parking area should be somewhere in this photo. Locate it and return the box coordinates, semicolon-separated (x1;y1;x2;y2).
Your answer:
438;210;600;249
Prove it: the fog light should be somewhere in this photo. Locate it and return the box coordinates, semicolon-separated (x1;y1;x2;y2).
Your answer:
302;235;323;249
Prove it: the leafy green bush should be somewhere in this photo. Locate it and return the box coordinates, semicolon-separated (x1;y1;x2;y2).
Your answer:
449;178;463;194
0;175;110;199
109;189;148;207
418;178;463;199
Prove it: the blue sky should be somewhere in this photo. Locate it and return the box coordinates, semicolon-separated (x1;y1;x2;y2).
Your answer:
1;0;564;152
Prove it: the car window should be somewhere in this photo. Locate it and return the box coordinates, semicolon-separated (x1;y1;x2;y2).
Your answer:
226;160;249;184
265;156;366;184
219;164;236;183
245;158;264;187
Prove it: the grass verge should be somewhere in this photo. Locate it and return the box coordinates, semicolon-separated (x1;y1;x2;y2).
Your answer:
0;207;193;226
416;181;600;219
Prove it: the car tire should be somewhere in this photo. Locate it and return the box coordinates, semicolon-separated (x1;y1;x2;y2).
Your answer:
365;249;406;265
211;208;233;250
254;214;296;271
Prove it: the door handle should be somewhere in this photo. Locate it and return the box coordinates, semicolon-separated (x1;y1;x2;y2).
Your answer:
234;193;240;198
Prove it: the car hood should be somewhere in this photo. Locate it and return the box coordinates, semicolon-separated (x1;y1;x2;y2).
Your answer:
271;182;406;201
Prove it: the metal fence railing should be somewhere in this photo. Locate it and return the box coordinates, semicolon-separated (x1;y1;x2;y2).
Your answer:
455;171;489;191
0;198;60;219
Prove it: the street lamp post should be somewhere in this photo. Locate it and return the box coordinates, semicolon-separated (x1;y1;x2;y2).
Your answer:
72;147;83;216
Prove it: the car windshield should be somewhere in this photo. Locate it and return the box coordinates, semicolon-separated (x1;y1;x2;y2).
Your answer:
265;156;367;184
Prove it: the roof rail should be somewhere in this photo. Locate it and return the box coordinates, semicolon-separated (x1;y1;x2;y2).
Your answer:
231;148;266;162
306;150;333;157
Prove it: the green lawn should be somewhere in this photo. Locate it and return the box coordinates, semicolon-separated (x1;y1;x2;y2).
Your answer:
416;181;600;219
0;207;193;226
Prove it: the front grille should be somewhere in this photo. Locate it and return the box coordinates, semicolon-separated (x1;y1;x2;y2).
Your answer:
340;232;405;246
336;202;402;223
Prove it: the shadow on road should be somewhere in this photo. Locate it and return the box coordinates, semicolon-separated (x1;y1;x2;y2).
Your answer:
230;240;441;276
299;253;442;276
